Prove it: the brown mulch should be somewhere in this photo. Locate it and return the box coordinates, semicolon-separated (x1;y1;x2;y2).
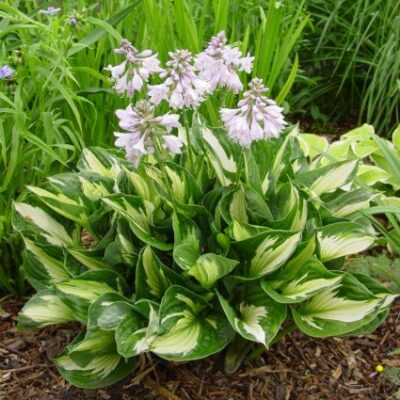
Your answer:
0;298;399;400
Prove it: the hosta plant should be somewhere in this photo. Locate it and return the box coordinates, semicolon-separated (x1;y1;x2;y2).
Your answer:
15;35;398;389
299;124;400;253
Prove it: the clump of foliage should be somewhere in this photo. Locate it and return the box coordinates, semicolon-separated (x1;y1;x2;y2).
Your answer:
299;124;400;254
14;33;398;388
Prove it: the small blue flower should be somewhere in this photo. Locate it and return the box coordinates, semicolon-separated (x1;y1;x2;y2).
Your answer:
0;65;14;79
69;17;77;26
39;6;61;15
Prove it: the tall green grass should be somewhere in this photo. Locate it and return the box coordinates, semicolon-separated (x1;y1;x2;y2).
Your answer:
0;0;306;294
294;0;400;134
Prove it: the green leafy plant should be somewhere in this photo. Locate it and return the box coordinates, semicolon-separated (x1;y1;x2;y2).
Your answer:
299;124;400;254
14;121;398;387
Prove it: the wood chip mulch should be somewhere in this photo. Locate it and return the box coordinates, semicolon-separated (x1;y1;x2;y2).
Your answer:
1;298;399;400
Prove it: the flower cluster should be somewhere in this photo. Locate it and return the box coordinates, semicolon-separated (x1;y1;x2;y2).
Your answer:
0;65;14;80
149;50;211;109
107;33;286;166
220;78;286;147
114;100;182;166
105;40;164;97
195;31;254;93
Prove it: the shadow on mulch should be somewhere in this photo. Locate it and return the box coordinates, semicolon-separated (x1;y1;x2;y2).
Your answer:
0;298;399;400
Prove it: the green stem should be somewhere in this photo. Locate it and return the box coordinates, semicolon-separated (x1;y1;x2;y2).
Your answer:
183;110;195;173
236;151;244;185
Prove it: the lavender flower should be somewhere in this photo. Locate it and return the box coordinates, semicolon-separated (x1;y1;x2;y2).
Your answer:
114;100;182;166
148;49;211;109
39;6;61;15
105;40;163;97
195;31;254;93
0;65;14;79
69;17;77;26
220;78;286;147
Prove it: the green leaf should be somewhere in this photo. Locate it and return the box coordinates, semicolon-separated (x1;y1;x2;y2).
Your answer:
54;270;123;322
149;286;234;361
244;230;302;278
115;304;158;358
217;285;286;347
67;2;139;56
54;330;137;389
78;148;123;180
322;189;374;218
292;275;384;337
187;253;239;289
102;194;173;251
22;237;69;287
261;257;342;303
14;201;75;247
297;160;358;197
298;133;329;159
317;222;375;262
18;288;75;330
136;246;176;300
88;292;135;330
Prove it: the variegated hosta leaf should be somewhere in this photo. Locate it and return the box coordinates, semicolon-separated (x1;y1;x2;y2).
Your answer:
317;222;375;262
296;160;358;198
104;220;137;267
18;288;75;330
77;147;123;180
54;330;137;389
200;121;238;186
14;201;76;247
54;270;124;322
102;194;173;251
115;304;158;358
22;237;69;289
357;164;391;186
298;133;329;160
341;273;399;336
136;246;186;300
226;220;269;242
217;285;286;347
26;173;112;227
268;183;307;231
187;253;239;289
261;257;342;303
172;213;201;270
234;230;302;279
88;292;135;330
322;189;374;218
292;275;385;337
219;186;249;224
284;237;316;274
149;286;234;361
66;247;111;271
122;167;161;206
219;185;272;226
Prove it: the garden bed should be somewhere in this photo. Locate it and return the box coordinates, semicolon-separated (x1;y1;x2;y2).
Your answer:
1;298;399;400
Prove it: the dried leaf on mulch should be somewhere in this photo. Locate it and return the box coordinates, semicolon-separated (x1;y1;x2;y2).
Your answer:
0;298;399;400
